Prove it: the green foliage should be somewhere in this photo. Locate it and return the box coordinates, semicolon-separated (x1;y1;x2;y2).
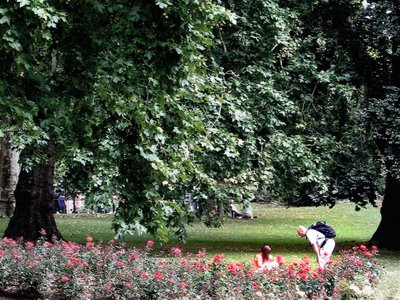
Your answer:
2;0;397;244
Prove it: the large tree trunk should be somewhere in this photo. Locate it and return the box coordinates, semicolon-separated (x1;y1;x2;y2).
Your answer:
0;133;20;217
369;3;400;249
3;142;63;241
369;173;400;249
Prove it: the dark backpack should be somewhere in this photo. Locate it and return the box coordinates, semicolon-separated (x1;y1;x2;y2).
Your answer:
308;221;336;239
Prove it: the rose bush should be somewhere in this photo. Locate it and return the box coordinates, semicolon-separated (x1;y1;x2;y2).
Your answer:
0;234;382;299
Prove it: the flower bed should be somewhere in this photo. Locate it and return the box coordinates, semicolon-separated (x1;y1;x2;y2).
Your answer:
0;235;382;299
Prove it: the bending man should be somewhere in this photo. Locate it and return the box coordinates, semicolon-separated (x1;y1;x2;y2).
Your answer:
297;225;335;269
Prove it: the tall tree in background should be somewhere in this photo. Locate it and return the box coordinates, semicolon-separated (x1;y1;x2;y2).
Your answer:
280;0;400;249
0;1;67;240
356;0;400;249
0;0;237;242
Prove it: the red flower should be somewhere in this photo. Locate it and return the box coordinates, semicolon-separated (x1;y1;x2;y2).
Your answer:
251;281;261;290
364;251;372;258
213;254;224;263
300;273;308;280
192;261;199;267
199;265;208;272
129;252;138;260
146;240;154;248
359;244;367;251
228;264;237;275
154;271;164;280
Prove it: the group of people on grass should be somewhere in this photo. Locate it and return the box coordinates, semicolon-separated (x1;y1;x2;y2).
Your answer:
253;224;335;272
228;200;255;219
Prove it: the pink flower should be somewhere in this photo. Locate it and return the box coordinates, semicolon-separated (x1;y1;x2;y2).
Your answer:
146;240;154;248
318;277;325;283
129;252;138;261
116;261;125;268
141;271;147;278
357;261;362;267
196;250;206;258
125;282;132;289
25;241;34;249
86;236;93;243
104;283;112;291
359;244;367;251
180;258;190;268
66;262;74;268
39;229;47;236
60;276;70;283
171;247;182;256
364;251;372;258
82;261;89;267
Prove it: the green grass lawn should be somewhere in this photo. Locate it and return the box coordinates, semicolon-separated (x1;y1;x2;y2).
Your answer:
0;201;399;299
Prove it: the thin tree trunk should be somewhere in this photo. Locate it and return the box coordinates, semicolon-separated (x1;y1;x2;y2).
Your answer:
3;142;62;241
0;133;20;218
